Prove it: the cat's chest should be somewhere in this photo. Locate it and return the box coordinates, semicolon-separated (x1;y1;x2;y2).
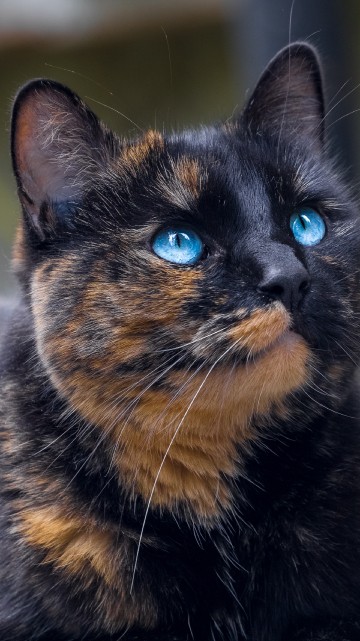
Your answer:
100;336;308;519
12;493;249;637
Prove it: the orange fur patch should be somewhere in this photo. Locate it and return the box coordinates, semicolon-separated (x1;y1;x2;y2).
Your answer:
12;224;26;270
319;255;342;268
227;303;290;354
120;129;163;171
113;332;310;515
327;362;347;384
16;505;158;628
31;255;201;374
18;506;116;583
173;158;202;199
157;157;205;209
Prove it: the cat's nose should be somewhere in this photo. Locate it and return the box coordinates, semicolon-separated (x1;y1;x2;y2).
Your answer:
257;260;310;314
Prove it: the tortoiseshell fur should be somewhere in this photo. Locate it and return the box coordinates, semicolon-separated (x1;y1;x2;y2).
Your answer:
1;43;360;640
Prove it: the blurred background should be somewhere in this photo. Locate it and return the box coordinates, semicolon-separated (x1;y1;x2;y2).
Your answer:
0;0;359;295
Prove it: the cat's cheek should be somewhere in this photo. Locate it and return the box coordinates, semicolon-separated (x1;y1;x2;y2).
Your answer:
30;262;86;394
30;264;57;375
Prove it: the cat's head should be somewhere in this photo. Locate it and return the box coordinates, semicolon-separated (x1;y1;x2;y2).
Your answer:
10;43;360;515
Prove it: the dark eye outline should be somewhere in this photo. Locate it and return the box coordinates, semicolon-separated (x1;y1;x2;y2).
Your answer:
290;206;327;246
150;226;208;266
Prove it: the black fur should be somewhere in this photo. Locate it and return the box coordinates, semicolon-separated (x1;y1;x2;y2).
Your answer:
0;43;360;640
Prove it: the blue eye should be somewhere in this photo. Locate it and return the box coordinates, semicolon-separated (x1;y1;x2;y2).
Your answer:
152;228;204;265
290;208;326;246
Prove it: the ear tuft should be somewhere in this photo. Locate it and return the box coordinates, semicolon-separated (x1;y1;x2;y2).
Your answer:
242;43;325;148
11;79;114;237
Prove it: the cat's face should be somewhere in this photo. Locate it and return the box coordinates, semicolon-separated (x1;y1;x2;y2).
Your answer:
11;44;360;516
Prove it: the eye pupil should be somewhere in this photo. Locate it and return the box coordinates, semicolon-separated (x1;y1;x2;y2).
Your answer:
175;233;181;248
290;208;326;247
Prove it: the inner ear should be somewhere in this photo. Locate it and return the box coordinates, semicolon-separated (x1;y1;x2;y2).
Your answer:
242;42;325;148
11;79;115;236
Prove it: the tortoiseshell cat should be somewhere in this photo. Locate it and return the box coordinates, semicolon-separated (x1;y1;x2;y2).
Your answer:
1;42;360;641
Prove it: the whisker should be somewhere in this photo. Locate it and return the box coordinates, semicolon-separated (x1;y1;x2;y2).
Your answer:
319;82;360;127
154;326;228;353
276;0;295;164
327;107;360;131
84;96;144;132
301;388;357;420
106;351;191;472
44;63;114;96
326;79;351;108
130;337;242;594
332;337;358;366
161;26;173;87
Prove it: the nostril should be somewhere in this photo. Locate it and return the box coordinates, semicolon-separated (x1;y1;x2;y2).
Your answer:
266;283;285;298
299;278;310;295
257;266;310;313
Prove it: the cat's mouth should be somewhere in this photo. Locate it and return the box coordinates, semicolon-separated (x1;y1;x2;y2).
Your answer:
249;328;303;364
226;303;303;364
192;304;306;368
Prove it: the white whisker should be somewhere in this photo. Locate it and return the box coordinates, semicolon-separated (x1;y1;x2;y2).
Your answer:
130;337;242;594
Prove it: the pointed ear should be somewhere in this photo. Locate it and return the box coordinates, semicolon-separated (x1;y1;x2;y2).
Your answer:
242;43;325;148
11;79;115;238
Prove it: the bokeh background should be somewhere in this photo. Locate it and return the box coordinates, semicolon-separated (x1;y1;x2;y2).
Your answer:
0;0;359;296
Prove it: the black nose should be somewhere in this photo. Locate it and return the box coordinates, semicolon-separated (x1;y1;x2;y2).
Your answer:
257;261;310;313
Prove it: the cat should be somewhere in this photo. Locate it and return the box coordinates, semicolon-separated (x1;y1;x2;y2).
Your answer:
0;40;360;641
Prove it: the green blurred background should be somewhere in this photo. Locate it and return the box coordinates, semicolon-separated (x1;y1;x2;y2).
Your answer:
1;0;359;295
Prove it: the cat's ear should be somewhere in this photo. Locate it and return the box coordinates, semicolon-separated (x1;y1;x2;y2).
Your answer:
242;43;325;148
11;79;115;238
